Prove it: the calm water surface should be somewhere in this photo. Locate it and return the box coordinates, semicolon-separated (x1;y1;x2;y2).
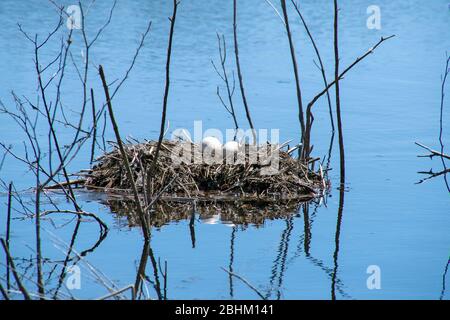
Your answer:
0;0;449;299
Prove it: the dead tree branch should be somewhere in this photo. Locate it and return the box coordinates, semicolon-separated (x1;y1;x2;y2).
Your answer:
280;0;305;140
221;267;266;300
333;0;344;185
302;35;395;161
416;142;450;161
212;33;239;136
1;238;31;300
233;0;256;143
291;0;334;132
146;0;179;203
99;65;150;240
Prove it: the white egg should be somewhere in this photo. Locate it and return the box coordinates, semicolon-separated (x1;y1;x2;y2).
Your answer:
223;141;240;154
202;136;222;153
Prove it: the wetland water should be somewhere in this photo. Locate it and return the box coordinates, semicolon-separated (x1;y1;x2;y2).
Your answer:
0;0;449;299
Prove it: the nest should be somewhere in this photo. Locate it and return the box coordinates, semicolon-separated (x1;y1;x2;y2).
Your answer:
81;140;324;226
83;140;322;201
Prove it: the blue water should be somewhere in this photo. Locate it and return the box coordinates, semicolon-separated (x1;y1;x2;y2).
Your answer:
0;0;449;299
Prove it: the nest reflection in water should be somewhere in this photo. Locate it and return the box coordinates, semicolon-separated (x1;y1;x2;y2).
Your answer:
104;195;316;227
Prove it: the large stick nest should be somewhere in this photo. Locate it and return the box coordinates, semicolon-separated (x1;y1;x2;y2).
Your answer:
83;140;323;203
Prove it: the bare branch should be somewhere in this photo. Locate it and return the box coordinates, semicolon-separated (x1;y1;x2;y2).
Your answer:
233;0;256;143
99;65;150;240
415;142;450;160
221;267;266;300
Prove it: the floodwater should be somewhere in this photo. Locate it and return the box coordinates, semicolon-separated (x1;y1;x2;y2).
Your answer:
0;0;449;299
